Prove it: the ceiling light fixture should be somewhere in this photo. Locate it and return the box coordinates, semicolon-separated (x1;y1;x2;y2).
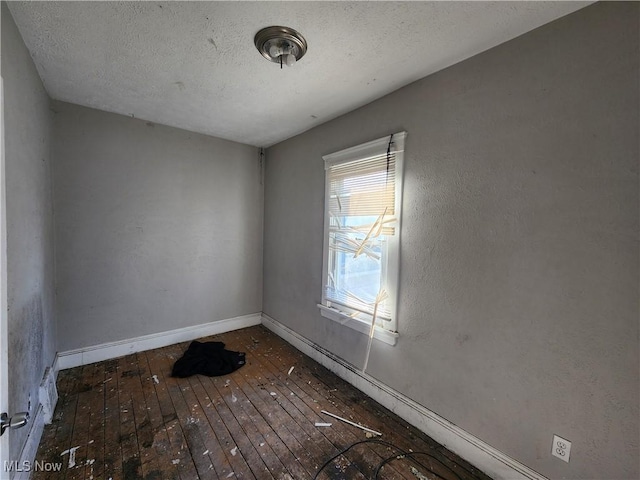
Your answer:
254;26;307;69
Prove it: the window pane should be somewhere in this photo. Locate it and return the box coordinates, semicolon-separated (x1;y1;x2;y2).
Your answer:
336;216;382;302
327;214;389;317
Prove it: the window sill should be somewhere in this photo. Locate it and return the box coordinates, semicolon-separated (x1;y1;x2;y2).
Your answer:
317;304;399;346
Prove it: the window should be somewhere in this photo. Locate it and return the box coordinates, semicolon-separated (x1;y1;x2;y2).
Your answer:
318;132;406;345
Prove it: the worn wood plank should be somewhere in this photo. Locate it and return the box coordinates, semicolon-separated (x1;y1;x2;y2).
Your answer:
231;328;409;480
61;364;93;480
145;345;200;480
32;326;491;480
246;328;413;479
137;351;181;480
196;335;309;480
102;358;123;479
162;341;263;480
81;361;106;480
122;351;162;480
117;354;143;479
250;326;485;480
189;349;290;479
222;331;368;480
56;368;83;479
222;360;315;479
156;342;230;479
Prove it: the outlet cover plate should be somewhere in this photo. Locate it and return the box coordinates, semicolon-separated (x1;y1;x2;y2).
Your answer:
552;434;571;463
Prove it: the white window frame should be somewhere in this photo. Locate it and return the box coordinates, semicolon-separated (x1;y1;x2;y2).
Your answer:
318;131;406;346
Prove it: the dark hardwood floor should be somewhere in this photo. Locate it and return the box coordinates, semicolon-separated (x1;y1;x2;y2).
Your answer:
32;325;491;480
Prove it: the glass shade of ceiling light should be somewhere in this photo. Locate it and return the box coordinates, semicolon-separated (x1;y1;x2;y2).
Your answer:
254;26;307;68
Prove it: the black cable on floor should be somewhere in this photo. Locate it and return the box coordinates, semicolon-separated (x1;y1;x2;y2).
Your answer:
313;438;463;480
313;439;397;480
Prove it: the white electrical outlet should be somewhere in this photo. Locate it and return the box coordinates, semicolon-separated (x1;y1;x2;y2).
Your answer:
552;434;571;463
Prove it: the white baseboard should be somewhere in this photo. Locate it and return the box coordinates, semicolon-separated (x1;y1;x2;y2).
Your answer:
50;354;59;380
11;406;45;480
261;313;548;480
57;313;262;370
8;354;61;480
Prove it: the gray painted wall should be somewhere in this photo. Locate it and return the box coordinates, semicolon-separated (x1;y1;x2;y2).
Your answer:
1;2;57;462
263;3;639;479
52;102;263;352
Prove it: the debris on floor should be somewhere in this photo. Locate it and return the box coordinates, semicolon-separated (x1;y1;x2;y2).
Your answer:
320;409;382;436
60;445;80;468
410;466;431;479
35;327;489;480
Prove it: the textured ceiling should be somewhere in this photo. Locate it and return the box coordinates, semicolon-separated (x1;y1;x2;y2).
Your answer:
7;1;592;147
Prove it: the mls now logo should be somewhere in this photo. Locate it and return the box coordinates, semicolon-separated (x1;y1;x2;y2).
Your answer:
3;460;63;472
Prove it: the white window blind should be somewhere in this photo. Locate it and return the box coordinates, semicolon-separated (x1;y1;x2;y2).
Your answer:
321;132;406;331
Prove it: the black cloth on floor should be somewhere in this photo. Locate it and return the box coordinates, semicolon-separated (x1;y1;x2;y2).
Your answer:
171;340;246;378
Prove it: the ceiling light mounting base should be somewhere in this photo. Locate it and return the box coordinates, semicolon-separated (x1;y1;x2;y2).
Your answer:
255;26;307;68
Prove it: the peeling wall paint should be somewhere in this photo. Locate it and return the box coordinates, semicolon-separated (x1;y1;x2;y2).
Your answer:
1;2;57;462
263;3;639;479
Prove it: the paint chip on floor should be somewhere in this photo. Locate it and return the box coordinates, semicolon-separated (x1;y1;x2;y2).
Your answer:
151;375;160;384
287;366;295;375
410;466;430;479
230;446;238;456
172;459;180;465
60;446;80;468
